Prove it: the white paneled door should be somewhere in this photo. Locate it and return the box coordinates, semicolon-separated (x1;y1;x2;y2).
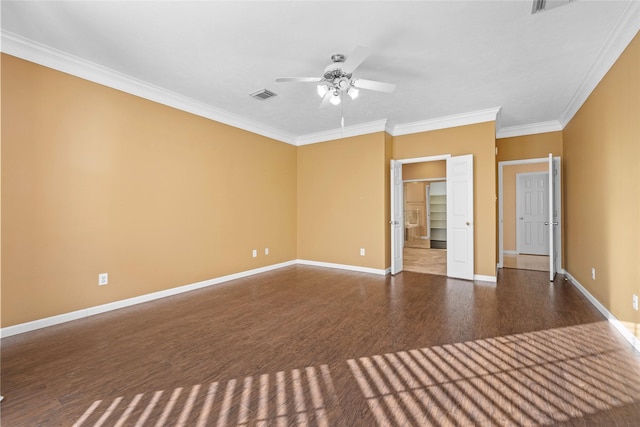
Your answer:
516;172;549;256
446;155;474;280
390;160;404;275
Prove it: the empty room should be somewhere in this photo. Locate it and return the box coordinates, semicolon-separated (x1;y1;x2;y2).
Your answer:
2;1;639;426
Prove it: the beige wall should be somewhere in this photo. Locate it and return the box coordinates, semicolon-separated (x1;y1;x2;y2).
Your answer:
393;122;497;277
5;33;637;332
297;133;388;270
563;33;640;334
502;163;549;252
497;132;563;162
1;55;298;327
402;160;446;180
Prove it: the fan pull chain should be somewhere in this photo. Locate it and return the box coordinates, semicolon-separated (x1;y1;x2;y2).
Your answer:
341;97;345;136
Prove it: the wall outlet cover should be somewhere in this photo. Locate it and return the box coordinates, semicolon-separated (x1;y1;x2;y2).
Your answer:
98;273;108;286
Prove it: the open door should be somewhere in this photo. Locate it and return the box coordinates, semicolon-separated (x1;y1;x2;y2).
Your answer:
548;154;561;281
390;160;404;275
447;155;474;280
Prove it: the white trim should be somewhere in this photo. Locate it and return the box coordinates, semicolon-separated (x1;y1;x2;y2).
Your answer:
296;120;387;146
0;260;297;338
498;157;553;268
397;154;451;164
565;271;640;353
474;274;497;283
4;1;639;146
1;30;299;146
503;250;518;255
0;30;558;144
1;30;504;146
558;1;640;128
402;177;446;183
0;259;392;338
390;107;501;137
296;259;388;276
496;121;563;139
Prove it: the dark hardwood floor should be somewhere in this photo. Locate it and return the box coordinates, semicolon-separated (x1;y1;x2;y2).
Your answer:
2;266;640;426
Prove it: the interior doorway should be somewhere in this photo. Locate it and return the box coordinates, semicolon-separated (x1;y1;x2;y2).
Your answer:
498;156;562;276
403;177;447;275
391;154;474;280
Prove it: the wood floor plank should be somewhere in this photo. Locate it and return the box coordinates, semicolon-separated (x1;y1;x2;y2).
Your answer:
2;266;640;426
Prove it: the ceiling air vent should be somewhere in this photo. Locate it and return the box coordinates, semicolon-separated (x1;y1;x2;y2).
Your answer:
532;0;572;14
250;89;277;100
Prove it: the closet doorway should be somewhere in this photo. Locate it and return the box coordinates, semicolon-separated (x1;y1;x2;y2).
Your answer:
402;161;447;275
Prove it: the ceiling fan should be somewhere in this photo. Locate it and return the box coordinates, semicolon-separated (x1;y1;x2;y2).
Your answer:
276;46;396;107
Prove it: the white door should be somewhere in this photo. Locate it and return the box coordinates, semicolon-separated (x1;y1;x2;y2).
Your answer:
548;154;561;281
446;155;474;280
425;184;431;239
516;172;549;255
390;160;404;275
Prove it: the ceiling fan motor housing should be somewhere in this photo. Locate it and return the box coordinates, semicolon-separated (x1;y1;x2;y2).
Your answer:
323;53;352;81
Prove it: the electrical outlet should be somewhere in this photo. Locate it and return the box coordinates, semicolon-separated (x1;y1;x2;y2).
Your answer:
98;273;108;286
252;249;257;258
360;248;365;256
265;248;269;255
591;268;596;280
633;295;638;311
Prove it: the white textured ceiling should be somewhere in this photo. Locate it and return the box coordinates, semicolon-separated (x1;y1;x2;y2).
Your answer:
2;1;639;143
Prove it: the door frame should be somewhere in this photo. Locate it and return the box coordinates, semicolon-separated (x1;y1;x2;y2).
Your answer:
390;155;451;276
498;157;562;271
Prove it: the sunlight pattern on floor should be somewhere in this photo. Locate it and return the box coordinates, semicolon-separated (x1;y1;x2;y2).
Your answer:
348;322;640;426
73;364;336;427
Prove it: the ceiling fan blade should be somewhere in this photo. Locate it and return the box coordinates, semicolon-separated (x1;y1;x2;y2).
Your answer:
341;46;370;74
275;77;322;83
352;78;396;93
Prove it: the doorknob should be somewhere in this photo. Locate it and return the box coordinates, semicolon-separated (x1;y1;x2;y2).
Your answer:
544;221;549;225
466;221;471;226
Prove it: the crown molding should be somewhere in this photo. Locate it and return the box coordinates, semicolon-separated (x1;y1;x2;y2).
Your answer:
558;0;640;127
1;30;298;146
389;107;502;137
496;120;563;139
1;31;500;145
9;2;638;147
296;119;388;146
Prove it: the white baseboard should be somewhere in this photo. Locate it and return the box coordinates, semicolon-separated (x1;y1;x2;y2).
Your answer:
474;274;497;283
565;271;640;353
503;250;517;255
296;259;388;276
1;260;297;338
1;259;390;338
